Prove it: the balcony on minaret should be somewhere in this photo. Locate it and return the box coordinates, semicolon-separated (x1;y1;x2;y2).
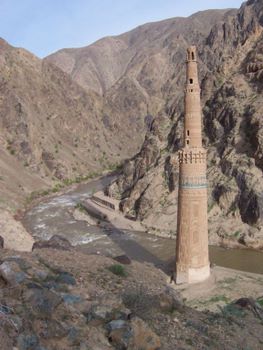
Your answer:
187;46;197;62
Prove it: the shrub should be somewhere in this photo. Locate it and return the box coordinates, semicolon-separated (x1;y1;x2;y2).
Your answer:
75;203;86;212
108;264;128;277
233;231;240;237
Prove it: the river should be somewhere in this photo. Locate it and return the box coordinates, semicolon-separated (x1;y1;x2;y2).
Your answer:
23;176;263;275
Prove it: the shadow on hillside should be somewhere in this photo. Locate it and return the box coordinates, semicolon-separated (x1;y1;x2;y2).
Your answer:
98;221;175;276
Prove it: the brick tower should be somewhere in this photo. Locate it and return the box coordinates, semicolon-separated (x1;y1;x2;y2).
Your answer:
175;46;210;284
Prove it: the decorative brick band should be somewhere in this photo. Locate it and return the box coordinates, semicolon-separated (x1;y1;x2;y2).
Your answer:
180;175;207;189
178;150;206;164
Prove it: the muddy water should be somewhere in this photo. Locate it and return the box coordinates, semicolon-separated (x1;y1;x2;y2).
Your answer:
23;176;116;244
23;176;263;275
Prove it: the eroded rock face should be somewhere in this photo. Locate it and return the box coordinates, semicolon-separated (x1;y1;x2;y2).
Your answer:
108;0;263;247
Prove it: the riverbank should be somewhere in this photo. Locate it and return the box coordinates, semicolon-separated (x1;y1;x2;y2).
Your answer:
20;177;263;275
174;266;263;311
19;173;263;251
87;187;263;252
0;174;117;251
22;172;118;213
77;189;263;253
13;181;263;313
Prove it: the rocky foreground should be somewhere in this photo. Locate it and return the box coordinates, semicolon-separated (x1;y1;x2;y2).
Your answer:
0;239;262;350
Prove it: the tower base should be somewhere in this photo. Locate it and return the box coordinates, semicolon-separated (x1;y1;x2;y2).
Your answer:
175;264;210;284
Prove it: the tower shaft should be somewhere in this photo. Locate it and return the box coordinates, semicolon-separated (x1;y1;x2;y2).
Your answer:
175;46;210;284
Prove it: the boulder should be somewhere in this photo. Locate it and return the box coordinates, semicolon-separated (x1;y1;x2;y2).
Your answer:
106;317;161;350
113;255;132;265
16;334;39;350
0;260;27;286
85;327;112;350
85;304;130;326
32;235;72;251
158;287;184;313
61;294;83;305
24;287;62;319
129;317;161;350
107;320;132;348
33;319;68;339
56;271;76;285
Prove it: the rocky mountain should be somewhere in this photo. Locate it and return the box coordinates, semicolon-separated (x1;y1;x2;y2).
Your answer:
46;9;233;95
0;38;143;211
106;0;263;248
46;9;236;152
1;3;263;348
1;0;263;250
0;9;235;217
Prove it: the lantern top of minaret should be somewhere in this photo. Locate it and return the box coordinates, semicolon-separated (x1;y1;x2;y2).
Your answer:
186;46;197;62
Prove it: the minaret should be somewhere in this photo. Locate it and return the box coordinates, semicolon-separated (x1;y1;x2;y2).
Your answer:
175;46;210;284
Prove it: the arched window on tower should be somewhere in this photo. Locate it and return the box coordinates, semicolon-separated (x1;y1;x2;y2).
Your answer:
189;78;193;84
192;52;195;60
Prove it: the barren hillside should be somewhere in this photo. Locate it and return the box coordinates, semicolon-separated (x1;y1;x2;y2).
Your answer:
0;38;142;210
106;0;263;248
46;9;236;141
1;8;235;211
46;9;235;95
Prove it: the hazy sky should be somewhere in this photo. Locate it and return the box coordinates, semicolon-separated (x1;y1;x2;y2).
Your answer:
0;0;244;58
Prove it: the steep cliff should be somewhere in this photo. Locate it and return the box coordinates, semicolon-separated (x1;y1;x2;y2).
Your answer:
108;0;263;248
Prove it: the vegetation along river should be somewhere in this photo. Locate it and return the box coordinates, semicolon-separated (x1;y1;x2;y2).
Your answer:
23;176;263;275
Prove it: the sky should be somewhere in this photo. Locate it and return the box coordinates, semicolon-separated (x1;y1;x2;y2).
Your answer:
0;0;244;58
